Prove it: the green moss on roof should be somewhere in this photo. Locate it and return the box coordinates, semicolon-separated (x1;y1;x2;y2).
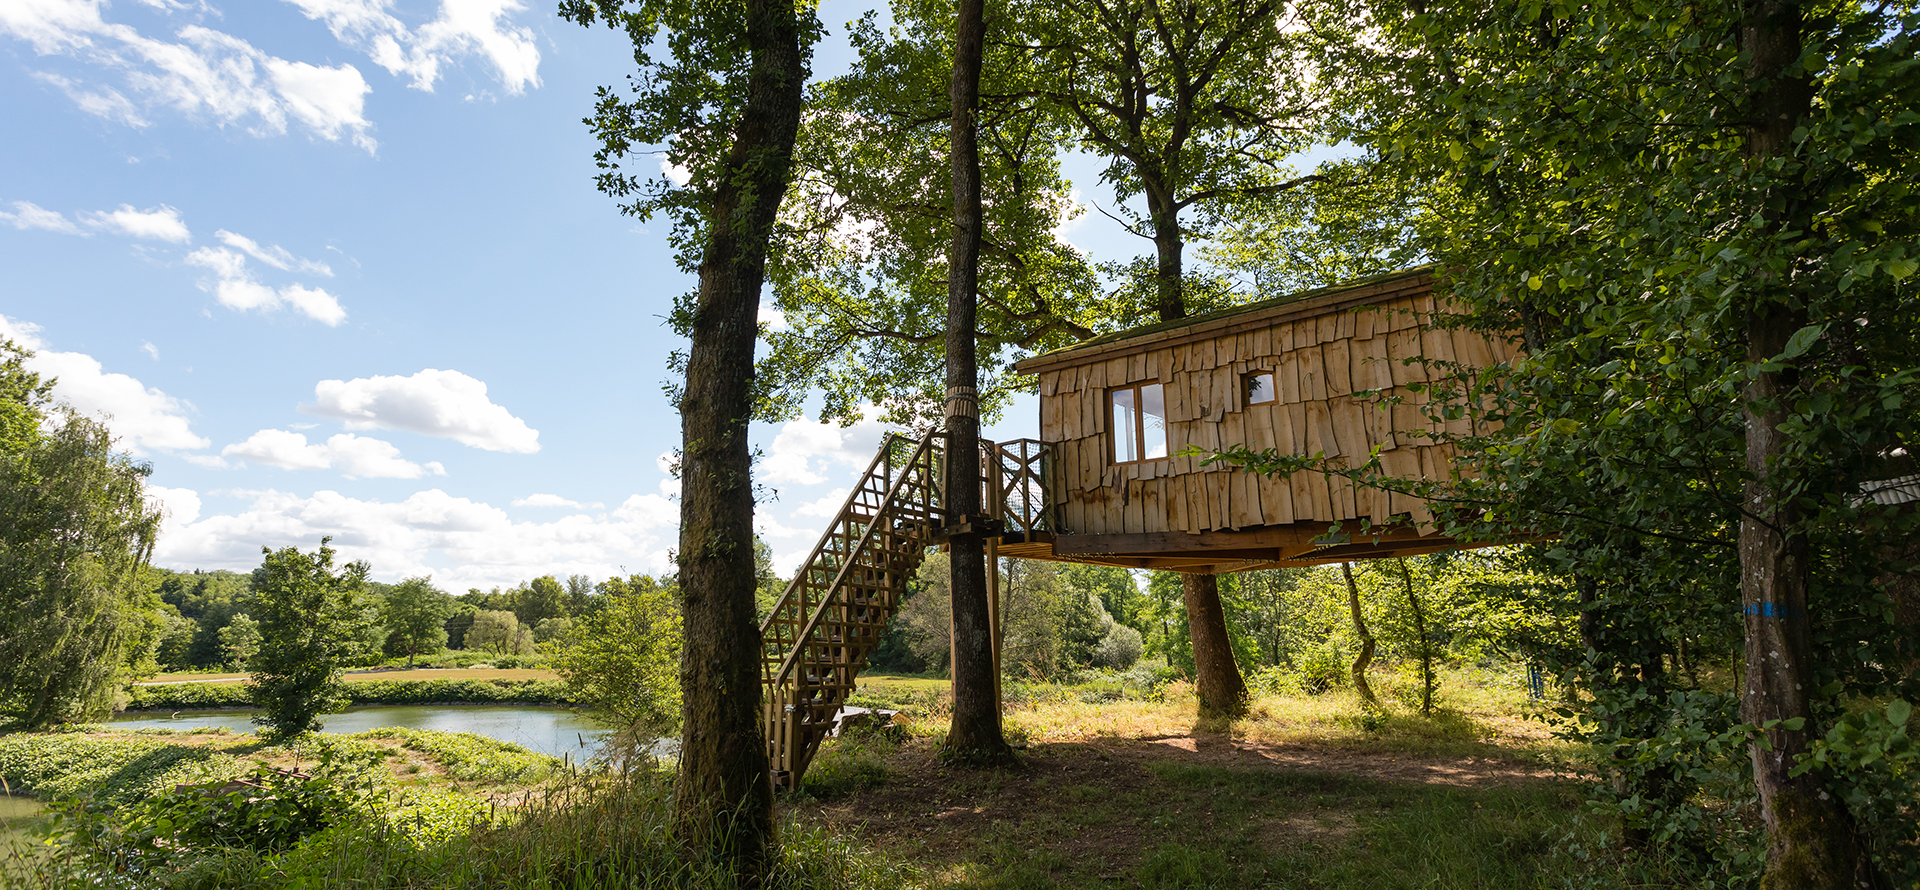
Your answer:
1025;265;1436;364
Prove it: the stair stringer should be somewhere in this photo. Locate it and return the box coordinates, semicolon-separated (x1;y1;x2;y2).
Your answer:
760;430;945;790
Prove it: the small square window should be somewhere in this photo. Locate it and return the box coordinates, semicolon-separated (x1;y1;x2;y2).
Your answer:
1244;371;1276;405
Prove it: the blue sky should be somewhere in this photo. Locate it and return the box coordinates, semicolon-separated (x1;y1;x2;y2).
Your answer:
0;0;1172;591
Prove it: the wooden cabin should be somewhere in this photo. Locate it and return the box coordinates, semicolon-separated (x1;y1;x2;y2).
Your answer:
998;267;1520;573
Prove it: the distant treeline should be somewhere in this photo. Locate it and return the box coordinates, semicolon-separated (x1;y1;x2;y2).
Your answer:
155;569;620;672
125;678;575;711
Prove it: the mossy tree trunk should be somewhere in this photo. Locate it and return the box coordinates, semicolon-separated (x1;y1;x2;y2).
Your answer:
670;0;807;873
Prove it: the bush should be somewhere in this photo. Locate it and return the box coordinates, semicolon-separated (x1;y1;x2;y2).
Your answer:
125;678;578;711
0;733;243;805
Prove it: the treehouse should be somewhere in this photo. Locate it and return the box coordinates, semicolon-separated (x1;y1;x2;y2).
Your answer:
998;265;1520;571
759;267;1521;788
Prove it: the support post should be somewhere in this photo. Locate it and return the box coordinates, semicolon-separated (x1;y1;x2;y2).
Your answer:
987;536;1002;713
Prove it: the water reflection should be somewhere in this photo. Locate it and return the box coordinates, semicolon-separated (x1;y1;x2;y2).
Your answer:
111;705;615;761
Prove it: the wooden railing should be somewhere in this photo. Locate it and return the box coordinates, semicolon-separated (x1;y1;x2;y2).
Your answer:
759;431;1053;790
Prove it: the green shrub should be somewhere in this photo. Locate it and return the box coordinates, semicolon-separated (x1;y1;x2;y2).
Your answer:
0;734;244;805
124;678;578;711
361;728;559;783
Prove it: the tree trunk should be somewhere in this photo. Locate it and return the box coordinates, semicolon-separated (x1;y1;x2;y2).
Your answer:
1341;562;1377;707
672;0;805;872
1145;196;1248;722
1738;3;1866;886
1397;559;1432;716
941;0;1011;763
1181;573;1248;719
1148;187;1185;323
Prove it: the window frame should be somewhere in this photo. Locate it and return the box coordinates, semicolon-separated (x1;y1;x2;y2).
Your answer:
1243;370;1277;406
1109;380;1169;465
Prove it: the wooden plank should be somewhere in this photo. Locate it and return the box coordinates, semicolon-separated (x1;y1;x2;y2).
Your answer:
1387;329;1424;385
1324;339;1353;396
1286;401;1309;454
1305;400;1336;458
1336;309;1356;340
1318;313;1339;344
1257;465;1292;525
1254;325;1273;358
1041;372;1059;397
1304;346;1328;402
1278;349;1302;404
1359;335;1392;391
1353;306;1378;341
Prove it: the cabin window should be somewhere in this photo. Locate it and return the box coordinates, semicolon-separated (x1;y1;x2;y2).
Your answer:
1244;370;1276;405
1110;382;1168;463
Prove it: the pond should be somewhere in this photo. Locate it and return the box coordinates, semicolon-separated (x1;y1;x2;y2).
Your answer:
0;794;50;877
111;705;617;762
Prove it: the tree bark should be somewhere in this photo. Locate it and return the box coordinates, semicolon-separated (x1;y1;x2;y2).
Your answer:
672;0;805;873
1341;562;1377;707
1738;3;1865;886
1147;201;1249;723
1397;559;1432;716
1181;573;1248;719
942;0;1012;763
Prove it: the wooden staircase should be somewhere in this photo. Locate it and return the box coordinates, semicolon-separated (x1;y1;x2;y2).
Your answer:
760;429;947;791
759;430;1056;791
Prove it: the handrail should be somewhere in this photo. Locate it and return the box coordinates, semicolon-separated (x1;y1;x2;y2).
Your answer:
766;428;943;689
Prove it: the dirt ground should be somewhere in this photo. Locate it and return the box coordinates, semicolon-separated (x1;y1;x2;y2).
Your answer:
791;730;1578;886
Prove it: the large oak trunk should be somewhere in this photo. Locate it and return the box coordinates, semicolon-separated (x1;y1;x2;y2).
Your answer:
942;0;1012;761
1181;573;1249;719
672;0;805;873
1738;3;1865;886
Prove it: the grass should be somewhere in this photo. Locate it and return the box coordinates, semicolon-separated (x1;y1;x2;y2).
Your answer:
12;664;1605;889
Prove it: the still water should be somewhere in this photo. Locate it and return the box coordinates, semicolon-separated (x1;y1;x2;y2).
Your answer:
110;705;615;762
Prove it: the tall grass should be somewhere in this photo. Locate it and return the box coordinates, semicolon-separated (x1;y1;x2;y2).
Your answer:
20;765;909;890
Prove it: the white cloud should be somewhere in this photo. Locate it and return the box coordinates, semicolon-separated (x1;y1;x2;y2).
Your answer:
661;159;692;187
153;486;679;590
31;71;146;125
759;300;788;332
0;200;86;234
216;229;332;275
221;429;445;479
185;246;348;325
513;493;604;509
1;1;377;151
287;0;541;95
304;369;540;453
0;313;210;454
145;484;201;526
140;340;160;360
794;487;849;518
759;408;891;486
81;203;189;242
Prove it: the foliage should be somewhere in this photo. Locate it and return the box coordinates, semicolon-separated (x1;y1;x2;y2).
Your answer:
0;408;163;729
246;540;373;738
64;759;375;869
551;573;682;734
125;677;577;710
360;727;560;783
0;732;241;806
217;613;262;669
383;576;453;667
759;0;1106;428
465;609;533;656
0;338;54;459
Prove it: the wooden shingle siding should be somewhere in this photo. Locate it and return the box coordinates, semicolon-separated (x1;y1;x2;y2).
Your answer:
1015;271;1518;537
